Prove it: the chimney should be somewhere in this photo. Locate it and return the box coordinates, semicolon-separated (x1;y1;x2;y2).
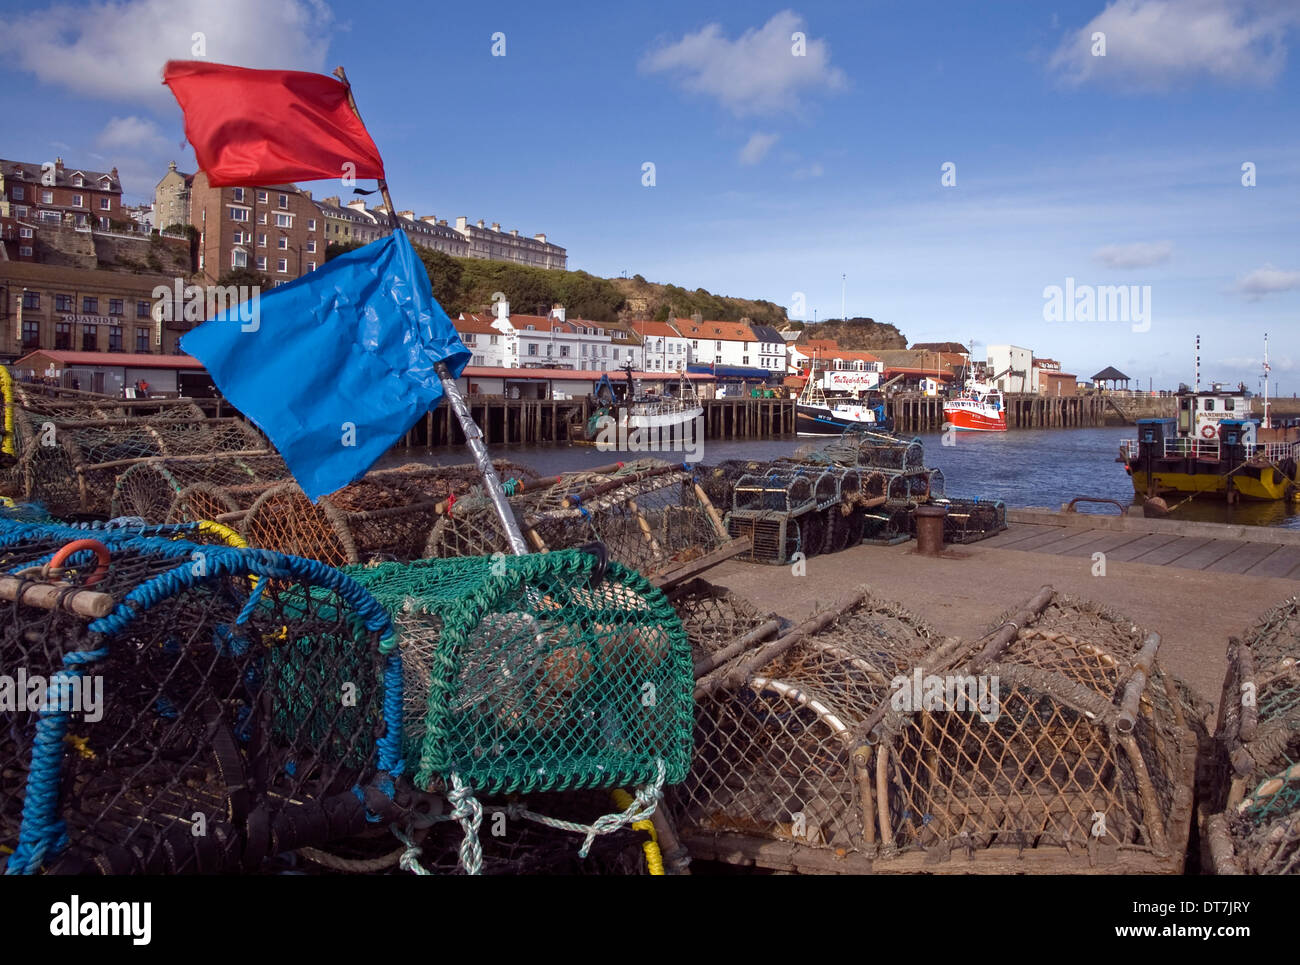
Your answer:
420;215;438;224
476;219;485;228
322;196;339;206
55;157;64;172
692;312;703;324
397;210;414;218
491;222;501;232
168;160;178;172
438;219;448;227
347;199;368;211
456;216;468;230
302;189;312;200
110;167;118;179
551;303;566;323
510;229;518;237
534;233;546;243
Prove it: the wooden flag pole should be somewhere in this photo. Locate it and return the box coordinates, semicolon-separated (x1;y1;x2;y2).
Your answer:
334;66;529;556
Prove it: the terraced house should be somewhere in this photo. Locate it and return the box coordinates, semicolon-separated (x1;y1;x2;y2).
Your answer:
0;157;122;230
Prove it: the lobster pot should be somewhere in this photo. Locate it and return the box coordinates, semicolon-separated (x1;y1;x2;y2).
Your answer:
696;460;769;512
346;551;693;796
1207;598;1300;874
885;469;933;505
110;453;291;523
425;462;734;585
670;596;939;872
16;412;270;516
733;472;816;514
935;496;1007;544
241;476;442;566
0;524;398;875
871;593;1199;874
373;459;540;502
726;511;802;565
667;579;780;666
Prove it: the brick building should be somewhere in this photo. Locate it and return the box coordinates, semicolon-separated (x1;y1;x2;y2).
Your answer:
190;172;322;284
0;157;123;229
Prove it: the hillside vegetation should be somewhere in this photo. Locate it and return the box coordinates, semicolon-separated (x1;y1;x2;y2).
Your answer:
795;317;908;351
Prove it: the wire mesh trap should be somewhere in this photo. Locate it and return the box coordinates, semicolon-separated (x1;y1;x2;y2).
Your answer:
1206;597;1300;874
0;522;399;875
425;460;734;585
344;549;694;798
671;587;1200;874
14;405;271;517
110;453;292;523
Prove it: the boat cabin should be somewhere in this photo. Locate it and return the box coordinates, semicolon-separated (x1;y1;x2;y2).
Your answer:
1175;386;1249;441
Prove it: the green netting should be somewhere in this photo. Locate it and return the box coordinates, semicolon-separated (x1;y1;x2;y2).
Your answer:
346;549;694;795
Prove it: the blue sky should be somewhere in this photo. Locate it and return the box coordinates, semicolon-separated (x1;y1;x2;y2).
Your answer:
1;0;1297;391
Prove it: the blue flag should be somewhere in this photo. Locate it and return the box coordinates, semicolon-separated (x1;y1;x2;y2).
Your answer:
182;229;469;500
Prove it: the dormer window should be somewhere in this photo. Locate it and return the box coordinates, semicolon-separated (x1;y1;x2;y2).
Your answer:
73;175;84;187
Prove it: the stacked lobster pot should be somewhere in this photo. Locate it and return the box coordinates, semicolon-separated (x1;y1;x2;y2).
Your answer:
0;519;402;875
670;585;1201;874
1206;598;1300;875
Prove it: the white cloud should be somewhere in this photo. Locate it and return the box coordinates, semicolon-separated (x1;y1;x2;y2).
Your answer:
641;10;846;116
1234;264;1300;300
793;162;824;179
1093;240;1173;268
0;0;335;103
97;116;171;153
739;132;779;165
1048;0;1300;88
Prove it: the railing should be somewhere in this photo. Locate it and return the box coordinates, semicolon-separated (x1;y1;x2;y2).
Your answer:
1120;437;1300;463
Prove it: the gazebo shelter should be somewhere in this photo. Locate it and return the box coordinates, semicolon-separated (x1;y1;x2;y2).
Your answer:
1092;366;1131;391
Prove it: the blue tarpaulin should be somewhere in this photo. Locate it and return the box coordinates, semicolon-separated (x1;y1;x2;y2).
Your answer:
182;229;469;500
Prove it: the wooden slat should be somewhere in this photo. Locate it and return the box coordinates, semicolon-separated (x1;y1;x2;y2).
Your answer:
1026;528;1120;557
1206;541;1288;575
978;523;1062;549
1164;539;1247;571
1100;532;1183;563
992;526;1081;552
1243;544;1300;579
1056;530;1151;558
1127;536;1211;566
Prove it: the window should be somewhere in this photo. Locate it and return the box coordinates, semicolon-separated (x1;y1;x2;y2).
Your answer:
82;296;98;313
14;205;27;217
255;191;266;203
560;346;569;358
232;250;247;268
613;348;620;360
12;186;23;200
275;213;292;228
108;326;122;351
256;256;267;271
305;261;316;272
82;325;97;350
22;291;39;310
136;300;150;318
715;340;722;351
40;210;59;223
278;194;288;209
1204;399;1215;411
55;294;73;312
489;335;498;345
258;213;267;224
99;198;110;210
462;333;476;344
528;344;537;356
22;320;40;349
306;240;316;253
546;344;553;356
70;194;83;208
307;218;316;231
472;355;484;366
135;328;148;352
229;207;249;222
233;188;246;202
73;175;84;188
41;190;53;203
1225;398;1235;412
108;299;123;316
257;233;266;247
276;258;287;273
277;236;288;249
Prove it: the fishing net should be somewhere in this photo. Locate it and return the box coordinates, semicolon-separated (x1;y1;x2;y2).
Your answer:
1207;598;1300;874
0;521;400;875
795;431;926;472
672;588;1199;874
934;496;1006;543
345;549;693;797
110;453;291;523
667;578;781;668
425;461;733;585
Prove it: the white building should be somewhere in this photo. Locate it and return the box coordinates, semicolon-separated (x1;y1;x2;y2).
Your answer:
986;344;1034;393
604;320;645;370
511;305;616;371
630;320;689;372
453;312;516;368
673;317;762;369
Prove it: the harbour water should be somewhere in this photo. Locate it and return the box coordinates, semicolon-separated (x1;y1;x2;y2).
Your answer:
381;425;1300;530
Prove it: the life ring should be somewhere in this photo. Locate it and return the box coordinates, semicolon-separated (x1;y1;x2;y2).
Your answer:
1200;423;1217;440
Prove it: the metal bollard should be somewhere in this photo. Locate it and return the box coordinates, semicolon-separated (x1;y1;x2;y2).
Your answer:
913;503;948;556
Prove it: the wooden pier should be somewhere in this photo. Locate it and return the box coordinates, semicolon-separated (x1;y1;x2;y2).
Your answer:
398;396;798;447
887;393;1107;433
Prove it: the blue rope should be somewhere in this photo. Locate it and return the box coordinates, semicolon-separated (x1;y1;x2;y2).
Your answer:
7;671;79;874
378;653;405;775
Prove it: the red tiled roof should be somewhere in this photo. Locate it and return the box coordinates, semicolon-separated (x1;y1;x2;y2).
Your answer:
13;350;205;370
461;366;712;381
630;320;682;338
883;366;957;379
673;318;756;341
454;313;508;336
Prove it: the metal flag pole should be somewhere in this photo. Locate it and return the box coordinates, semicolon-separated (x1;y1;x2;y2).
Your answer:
334;66;529;556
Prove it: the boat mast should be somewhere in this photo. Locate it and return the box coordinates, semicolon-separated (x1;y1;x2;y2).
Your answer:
1195;334;1200;394
1263;331;1271;430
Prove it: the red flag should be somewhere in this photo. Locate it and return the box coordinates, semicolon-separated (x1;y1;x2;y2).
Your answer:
163;60;385;187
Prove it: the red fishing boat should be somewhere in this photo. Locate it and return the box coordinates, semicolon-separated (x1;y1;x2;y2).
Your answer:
943;381;1007;432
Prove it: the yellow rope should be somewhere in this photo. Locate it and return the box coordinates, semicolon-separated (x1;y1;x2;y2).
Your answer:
611;788;664;875
196;519;247;548
0;366;14;457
